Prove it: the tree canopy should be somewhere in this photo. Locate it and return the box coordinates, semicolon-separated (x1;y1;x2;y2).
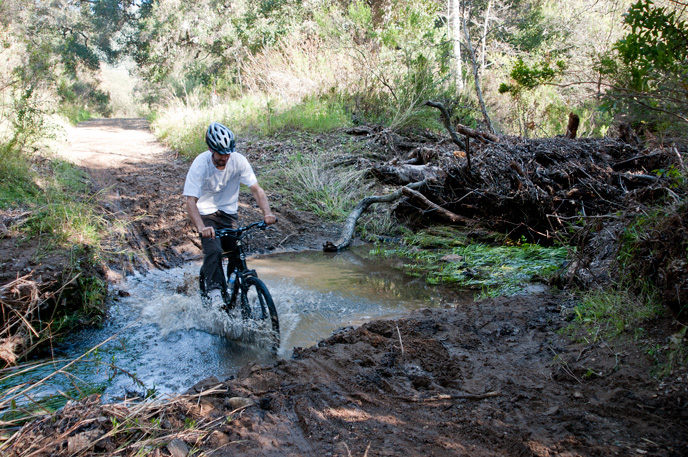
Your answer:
1;0;687;140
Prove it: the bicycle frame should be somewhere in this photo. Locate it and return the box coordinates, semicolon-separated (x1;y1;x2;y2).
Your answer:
199;220;280;347
215;221;267;310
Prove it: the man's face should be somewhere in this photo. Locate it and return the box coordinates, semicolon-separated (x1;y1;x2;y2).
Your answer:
211;150;229;168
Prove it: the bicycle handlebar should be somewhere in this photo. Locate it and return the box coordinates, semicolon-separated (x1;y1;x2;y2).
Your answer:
214;219;278;238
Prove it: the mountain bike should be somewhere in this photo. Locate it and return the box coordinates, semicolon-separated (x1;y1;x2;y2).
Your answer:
199;220;280;347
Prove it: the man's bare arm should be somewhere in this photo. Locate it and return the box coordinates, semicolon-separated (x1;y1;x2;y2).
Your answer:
249;184;277;225
186;196;216;238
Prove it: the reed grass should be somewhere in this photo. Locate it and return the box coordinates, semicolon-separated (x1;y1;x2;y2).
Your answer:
277;152;371;220
373;227;570;297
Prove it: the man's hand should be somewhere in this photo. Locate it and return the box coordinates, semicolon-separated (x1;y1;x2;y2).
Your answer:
200;226;216;239
250;184;277;227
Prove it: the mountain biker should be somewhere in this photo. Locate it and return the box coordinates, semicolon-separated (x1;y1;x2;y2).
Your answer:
183;122;277;307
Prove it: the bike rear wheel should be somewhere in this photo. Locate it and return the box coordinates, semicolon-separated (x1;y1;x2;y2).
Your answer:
240;276;280;346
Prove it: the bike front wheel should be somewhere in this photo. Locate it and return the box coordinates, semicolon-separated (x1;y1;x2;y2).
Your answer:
240;276;280;345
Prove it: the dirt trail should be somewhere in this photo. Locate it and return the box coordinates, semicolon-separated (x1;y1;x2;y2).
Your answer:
60;118;200;275
6;119;688;456
60;119;335;278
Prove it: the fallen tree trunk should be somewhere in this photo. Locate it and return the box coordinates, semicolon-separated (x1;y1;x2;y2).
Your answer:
323;181;426;252
454;121;500;144
324;181;470;252
372;163;447;185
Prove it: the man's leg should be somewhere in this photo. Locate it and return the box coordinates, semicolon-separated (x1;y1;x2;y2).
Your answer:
200;211;238;298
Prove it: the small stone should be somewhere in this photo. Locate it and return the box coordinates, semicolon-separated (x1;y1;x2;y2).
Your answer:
544;405;559;415
209;431;231;447
228;396;255;410
67;430;101;454
167;438;189;457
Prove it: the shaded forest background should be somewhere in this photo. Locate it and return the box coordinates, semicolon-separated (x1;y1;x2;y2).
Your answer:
2;0;686;149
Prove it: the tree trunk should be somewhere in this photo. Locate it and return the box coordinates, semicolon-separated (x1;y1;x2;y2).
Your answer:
323;181;427;252
481;0;492;73
449;0;464;91
463;15;494;134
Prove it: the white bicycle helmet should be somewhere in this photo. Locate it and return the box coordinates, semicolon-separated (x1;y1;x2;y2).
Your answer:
205;122;236;154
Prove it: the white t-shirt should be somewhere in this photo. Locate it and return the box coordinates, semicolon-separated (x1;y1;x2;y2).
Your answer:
183;150;258;215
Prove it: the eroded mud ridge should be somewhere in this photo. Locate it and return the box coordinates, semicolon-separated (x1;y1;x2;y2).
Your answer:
7;294;687;456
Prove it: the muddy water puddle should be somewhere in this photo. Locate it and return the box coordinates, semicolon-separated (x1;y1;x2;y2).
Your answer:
44;247;471;401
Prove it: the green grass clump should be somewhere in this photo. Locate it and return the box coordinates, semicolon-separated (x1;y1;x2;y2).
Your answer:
151;94;351;161
3;157;108;248
1;143;115;324
58;103;94;125
277;152;369;220
374;227;570;297
567;289;664;342
0;145;40;206
401;225;473;249
562;288;686;378
262;97;351;135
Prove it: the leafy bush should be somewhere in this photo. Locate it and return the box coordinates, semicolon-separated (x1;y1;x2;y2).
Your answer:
600;0;688;133
316;0;457;130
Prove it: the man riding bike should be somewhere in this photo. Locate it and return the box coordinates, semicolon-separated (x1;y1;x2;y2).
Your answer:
183;122;277;307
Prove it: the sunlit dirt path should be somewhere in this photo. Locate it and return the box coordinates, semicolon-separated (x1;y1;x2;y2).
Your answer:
60;118;203;274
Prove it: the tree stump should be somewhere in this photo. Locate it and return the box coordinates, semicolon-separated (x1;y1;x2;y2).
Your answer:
565;112;580;139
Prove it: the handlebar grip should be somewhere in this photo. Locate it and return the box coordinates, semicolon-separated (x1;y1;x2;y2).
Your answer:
259;217;278;229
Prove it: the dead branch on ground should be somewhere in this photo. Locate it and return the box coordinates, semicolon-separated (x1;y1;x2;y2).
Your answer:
324;179;472;252
400;187;472;225
324;181;426;252
424;100;500;172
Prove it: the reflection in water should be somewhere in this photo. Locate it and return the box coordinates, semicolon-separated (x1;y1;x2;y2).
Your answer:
41;246;470;400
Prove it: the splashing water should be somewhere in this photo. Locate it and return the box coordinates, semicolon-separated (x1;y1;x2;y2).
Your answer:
36;247;468;401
